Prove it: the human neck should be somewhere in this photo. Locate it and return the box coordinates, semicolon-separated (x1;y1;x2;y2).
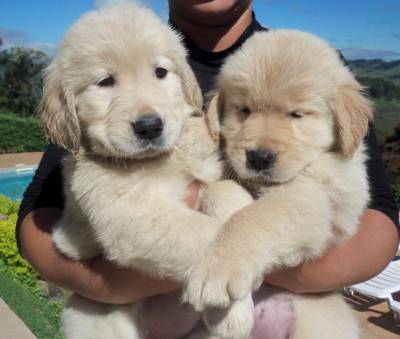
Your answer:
170;6;253;52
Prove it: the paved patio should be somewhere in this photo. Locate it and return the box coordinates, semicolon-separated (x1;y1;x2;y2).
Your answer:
0;152;43;169
0;298;36;339
348;292;400;338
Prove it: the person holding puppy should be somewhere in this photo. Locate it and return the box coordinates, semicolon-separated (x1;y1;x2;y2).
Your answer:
17;0;399;338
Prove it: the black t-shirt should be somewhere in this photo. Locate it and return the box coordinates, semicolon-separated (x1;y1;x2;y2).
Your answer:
16;16;399;250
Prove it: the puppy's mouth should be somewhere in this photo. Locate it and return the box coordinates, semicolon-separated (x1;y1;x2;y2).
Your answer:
134;138;171;157
243;168;276;183
107;134;174;160
229;158;277;184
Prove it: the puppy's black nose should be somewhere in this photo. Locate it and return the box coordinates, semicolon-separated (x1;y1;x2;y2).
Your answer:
246;149;277;171
132;116;163;140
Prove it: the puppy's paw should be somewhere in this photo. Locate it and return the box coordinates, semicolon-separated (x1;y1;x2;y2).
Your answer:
183;258;255;311
203;294;254;339
183;260;231;311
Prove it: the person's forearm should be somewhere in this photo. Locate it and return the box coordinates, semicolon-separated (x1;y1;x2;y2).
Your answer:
19;207;180;304
265;209;399;294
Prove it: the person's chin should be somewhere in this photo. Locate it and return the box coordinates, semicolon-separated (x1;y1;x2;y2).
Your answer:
171;0;251;26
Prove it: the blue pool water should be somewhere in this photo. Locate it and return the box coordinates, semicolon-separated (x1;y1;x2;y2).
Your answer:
0;168;35;201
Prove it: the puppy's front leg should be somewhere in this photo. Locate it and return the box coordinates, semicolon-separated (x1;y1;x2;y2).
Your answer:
201;180;253;222
88;194;230;279
185;177;332;310
194;180;254;338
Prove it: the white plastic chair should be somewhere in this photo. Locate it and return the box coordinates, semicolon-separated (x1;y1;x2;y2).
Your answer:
344;259;400;322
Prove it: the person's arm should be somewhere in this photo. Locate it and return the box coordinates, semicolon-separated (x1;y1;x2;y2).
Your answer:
265;123;399;293
19;207;181;304
265;208;398;293
17;143;199;304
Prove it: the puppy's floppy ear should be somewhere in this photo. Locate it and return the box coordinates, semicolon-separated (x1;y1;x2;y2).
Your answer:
176;59;203;112
332;79;373;157
38;62;80;153
205;92;222;142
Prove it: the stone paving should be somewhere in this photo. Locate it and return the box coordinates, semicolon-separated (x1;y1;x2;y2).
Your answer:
348;292;400;339
0;298;36;339
0;152;43;169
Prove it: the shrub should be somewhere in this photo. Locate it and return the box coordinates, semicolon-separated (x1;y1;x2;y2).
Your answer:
0;195;63;337
0;195;41;296
358;77;400;101
0;194;20;215
0;113;46;153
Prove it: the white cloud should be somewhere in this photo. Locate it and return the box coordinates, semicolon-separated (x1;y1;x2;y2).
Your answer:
0;27;30;46
0;27;57;56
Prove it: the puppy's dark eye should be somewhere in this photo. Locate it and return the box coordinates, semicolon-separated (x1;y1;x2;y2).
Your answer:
97;76;115;87
289;111;303;119
155;67;168;79
241;107;251;116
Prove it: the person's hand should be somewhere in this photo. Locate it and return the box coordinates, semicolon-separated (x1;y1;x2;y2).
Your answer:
185;180;201;209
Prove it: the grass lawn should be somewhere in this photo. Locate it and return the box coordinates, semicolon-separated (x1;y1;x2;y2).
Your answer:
0;263;63;339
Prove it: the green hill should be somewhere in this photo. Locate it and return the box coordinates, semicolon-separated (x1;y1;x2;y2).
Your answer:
348;59;400;86
349;59;400;191
346;59;400;138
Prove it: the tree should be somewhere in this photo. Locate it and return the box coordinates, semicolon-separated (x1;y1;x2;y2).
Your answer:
358;77;400;101
0;47;49;116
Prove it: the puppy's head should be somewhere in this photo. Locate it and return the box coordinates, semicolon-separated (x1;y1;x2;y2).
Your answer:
39;3;202;159
209;30;372;184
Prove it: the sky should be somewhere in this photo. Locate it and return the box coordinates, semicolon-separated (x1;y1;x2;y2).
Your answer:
0;0;399;60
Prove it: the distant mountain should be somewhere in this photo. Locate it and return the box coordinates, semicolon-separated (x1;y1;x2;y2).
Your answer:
347;59;400;85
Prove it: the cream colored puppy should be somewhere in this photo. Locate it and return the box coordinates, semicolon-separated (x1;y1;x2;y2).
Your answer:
39;3;252;339
184;30;372;339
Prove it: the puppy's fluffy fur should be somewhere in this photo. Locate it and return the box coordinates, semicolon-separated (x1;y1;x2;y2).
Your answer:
184;30;372;339
39;3;252;338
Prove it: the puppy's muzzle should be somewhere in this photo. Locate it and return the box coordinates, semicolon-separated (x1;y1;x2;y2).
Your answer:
131;115;163;140
246;149;276;171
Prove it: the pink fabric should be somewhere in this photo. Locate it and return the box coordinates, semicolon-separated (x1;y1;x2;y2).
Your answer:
140;285;294;339
250;286;294;339
141;290;200;339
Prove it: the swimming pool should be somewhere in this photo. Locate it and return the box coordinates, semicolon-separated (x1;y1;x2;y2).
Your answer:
0;168;36;201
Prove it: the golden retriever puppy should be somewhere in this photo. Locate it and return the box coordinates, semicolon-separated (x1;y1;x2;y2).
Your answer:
39;3;252;339
183;30;372;339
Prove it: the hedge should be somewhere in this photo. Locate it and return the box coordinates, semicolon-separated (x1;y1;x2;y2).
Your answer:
0;195;63;337
0;195;41;296
0;113;47;153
